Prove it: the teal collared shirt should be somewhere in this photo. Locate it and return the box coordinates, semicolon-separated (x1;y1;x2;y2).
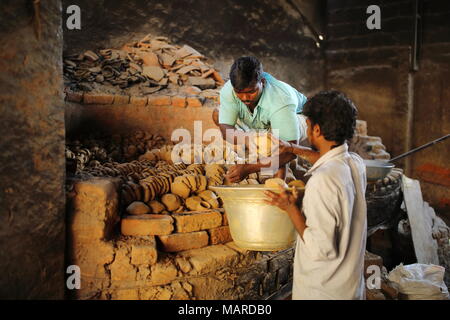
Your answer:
218;72;307;141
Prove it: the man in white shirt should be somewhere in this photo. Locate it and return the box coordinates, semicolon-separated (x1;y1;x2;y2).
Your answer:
265;91;367;300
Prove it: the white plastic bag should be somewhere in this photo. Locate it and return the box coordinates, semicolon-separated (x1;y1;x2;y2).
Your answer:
388;263;449;300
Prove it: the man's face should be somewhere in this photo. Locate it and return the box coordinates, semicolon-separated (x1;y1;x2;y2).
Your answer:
234;80;264;108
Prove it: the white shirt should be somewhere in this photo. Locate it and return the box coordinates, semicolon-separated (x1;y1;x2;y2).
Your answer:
292;143;367;300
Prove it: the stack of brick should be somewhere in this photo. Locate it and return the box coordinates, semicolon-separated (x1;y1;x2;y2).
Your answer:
67;177;294;300
64;34;223;107
121;208;232;252
349;120;391;160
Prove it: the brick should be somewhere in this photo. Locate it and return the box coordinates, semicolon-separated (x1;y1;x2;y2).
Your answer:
208;226;233;245
131;238;157;265
109;246;136;283
364;250;383;278
157;231;209;252
83;93;114;104
113;94;130;104
172;210;222;233
147;95;171;106
186;96;204;108
71;178;120;241
65;91;83;103
148;259;178;286
129;96;148;106
180;244;239;274
172;96;187;108
121;214;174;236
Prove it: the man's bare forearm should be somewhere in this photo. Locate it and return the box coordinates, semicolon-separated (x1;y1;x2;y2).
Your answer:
289;145;320;164
244;151;296;175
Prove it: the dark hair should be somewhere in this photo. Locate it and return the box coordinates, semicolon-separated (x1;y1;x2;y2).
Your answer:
302;90;357;145
229;56;263;91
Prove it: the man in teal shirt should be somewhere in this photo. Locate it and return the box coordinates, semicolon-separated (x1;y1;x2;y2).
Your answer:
216;56;308;182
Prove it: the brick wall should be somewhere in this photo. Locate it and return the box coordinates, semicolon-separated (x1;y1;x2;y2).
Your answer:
62;0;324;96
67;178;294;300
0;0;66;298
325;0;450;215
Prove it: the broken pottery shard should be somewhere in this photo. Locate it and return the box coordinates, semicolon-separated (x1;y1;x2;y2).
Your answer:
88;66;102;73
176;65;201;75
188;77;216;89
159;53;176;67
83;50;99;62
129;62;142;73
142;66;165;81
174;45;203;59
158;78;168;86
142;86;162;95
95;74;104;82
201;69;214;78
64;60;77;68
140;52;160;67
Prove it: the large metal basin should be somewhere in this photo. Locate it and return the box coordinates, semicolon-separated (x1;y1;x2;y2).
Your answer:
210;185;304;251
364;159;395;181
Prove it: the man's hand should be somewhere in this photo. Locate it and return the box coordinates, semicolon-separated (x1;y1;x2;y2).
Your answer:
226;164;251;183
264;184;299;212
269;134;292;155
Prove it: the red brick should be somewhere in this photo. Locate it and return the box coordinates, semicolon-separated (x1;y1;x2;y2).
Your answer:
66;91;83;103
186;96;205;108
121;214;174;236
157;231;209;252
208;226;233;245
148;95;171;106
172;96;187;108
172;210;222;233
83;93;114;105
130;96;148;106
113;94;130;105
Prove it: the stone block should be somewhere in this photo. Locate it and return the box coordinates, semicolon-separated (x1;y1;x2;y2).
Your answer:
208;226;233;245
148;259;178;286
179;244;239;275
121;214;174;236
130;237;158;266
172;210;222;233
70;178;120;241
157;231;209;252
